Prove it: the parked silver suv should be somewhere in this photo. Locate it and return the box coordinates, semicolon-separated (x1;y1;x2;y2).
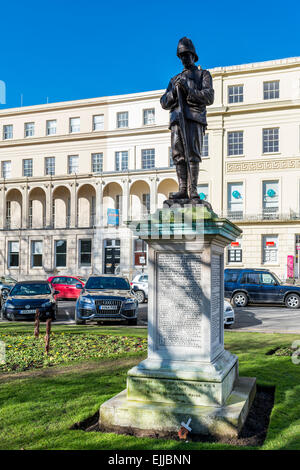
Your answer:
131;274;148;303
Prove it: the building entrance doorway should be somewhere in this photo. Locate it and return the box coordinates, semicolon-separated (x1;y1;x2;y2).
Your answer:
104;239;120;274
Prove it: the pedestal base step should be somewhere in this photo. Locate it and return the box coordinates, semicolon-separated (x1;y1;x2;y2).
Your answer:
99;377;256;438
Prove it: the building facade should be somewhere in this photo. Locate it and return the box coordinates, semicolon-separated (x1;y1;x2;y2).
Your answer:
0;56;300;280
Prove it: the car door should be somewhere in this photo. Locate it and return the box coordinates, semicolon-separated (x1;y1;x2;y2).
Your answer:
65;277;82;299
50;277;67;299
239;272;261;301
257;272;282;303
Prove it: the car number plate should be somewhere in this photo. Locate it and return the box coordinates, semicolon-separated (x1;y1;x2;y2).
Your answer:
98;305;116;310
20;309;36;314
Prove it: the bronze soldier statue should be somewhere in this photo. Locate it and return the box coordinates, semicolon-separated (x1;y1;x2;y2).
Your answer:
161;37;214;203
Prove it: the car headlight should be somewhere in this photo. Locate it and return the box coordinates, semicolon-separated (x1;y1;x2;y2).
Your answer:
5;301;15;308
42;301;52;308
80;297;93;304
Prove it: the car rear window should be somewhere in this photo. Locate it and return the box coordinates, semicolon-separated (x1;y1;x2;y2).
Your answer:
85;277;130;290
224;272;239;283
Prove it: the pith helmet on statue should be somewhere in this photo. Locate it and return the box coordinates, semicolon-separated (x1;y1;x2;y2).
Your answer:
176;37;198;63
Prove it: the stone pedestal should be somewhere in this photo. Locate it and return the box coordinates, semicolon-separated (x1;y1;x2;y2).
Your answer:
99;206;256;438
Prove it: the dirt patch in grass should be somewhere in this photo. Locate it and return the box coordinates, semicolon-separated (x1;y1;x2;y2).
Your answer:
73;385;275;447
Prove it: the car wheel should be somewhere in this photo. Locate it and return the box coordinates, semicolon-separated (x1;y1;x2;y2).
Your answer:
232;292;248;307
76;319;86;325
285;293;300;309
224;324;232;329
134;290;145;303
128;318;137;326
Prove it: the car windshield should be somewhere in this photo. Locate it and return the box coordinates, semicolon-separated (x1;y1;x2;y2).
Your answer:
11;283;51;296
271;272;282;285
85;277;130;290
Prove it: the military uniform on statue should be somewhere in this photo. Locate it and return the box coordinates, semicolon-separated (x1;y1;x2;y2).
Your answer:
160;37;214;209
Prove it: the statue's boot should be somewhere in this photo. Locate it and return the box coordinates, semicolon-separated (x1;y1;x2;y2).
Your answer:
170;161;188;199
188;162;201;200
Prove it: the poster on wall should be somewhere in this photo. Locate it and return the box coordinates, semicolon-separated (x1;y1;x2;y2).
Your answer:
107;208;119;226
287;255;294;278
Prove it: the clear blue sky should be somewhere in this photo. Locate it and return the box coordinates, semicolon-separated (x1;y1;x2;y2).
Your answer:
0;0;299;109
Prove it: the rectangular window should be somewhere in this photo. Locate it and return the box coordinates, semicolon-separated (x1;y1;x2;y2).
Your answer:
93;114;104;131
92;153;103;173
143;108;155;125
262;180;279;219
6;201;11;228
8;241;19;267
228;131;243;156
169;147;175;167
142;193;150;216
197;184;209;202
68;155;79;174
45;157;55;176
228;248;242;263
134;238;147;266
202;133;209;157
141;148;155;169
79;239;92;266
25;122;35;137
263;128;279;153
46;120;57;135
55;240;67;267
263;80;279;100
23;159;33;177
117;112;128;128
31;241;43;267
2;161;11;178
262;235;278;264
69;117;80;133
3;125;13;140
115;151;128;171
227;182;244;219
228;85;244;103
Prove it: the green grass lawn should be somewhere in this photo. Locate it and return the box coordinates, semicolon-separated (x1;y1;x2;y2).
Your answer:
0;324;299;450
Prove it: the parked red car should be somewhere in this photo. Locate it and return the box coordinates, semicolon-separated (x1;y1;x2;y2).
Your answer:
47;276;86;300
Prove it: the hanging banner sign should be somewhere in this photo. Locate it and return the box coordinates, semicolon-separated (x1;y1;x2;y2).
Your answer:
287;255;294;278
107;208;119;226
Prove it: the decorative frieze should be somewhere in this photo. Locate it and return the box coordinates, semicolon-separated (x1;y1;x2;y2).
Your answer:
226;158;300;173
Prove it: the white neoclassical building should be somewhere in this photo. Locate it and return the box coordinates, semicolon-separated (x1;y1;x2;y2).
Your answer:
0;56;300;280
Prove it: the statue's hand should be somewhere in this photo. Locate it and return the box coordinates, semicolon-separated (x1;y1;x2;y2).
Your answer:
174;76;188;95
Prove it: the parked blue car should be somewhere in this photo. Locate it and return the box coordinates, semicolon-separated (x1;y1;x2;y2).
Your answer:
225;268;300;309
75;275;138;325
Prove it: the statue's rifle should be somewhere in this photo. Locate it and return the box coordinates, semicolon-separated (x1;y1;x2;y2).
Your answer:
176;82;192;187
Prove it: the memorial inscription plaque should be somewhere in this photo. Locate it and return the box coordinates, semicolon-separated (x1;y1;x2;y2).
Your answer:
157;252;202;348
211;254;222;347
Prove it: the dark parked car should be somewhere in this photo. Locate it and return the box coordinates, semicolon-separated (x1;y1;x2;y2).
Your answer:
2;281;58;321
225;268;300;308
0;276;17;305
75;275;138;325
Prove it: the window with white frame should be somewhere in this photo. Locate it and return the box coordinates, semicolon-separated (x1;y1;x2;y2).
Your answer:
263;81;279;100
8;241;19;267
55;240;67;267
45;157;55;176
142;193;150;216
93;115;104;131
25;122;35;137
228;131;243;156
197;184;209;201
46;120;57;135
262;180;279;218
92;153;103;173
202;134;209;157
262;235;278;264
228;85;244;103
3;125;13;140
117;112;128;128
141;148;155;169
115;151;128;171
23;159;33;177
169;147;175;167
2;161;11;178
31;240;43;267
69;117;80;133
79;239;92;266
263;128;279;153
227;182;244;218
143;108;155;125
68;155;79;174
228;238;243;263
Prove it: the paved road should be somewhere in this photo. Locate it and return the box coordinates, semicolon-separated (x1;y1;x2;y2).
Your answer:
2;301;300;333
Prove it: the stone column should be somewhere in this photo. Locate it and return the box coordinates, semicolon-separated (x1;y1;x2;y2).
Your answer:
70;180;77;228
45;183;52;227
149;175;158;213
22;184;28;229
121;177;130;224
211;128;224;216
0;185;5;229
